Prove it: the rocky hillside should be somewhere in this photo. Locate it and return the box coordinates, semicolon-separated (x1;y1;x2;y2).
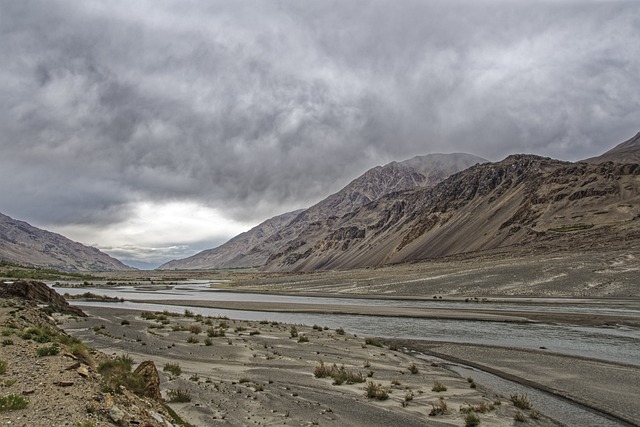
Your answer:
0;281;180;426
0;212;133;272
264;154;640;271
159;153;486;270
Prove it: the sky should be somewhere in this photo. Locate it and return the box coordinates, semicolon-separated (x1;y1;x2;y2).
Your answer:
1;0;639;268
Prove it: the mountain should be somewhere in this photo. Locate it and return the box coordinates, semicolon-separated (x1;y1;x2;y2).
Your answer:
264;154;640;271
0;212;134;272
159;209;304;270
159;153;487;270
583;131;640;164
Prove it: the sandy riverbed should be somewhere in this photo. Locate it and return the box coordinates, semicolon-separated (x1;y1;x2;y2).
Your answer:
61;306;559;427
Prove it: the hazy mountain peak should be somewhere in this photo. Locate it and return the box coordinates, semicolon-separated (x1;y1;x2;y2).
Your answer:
159;152;486;270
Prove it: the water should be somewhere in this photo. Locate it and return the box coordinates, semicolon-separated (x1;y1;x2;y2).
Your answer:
428;357;629;427
58;282;639;426
71;298;640;367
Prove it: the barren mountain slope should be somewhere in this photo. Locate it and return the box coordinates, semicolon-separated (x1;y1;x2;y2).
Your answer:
265;155;640;271
0;212;133;272
159;153;486;270
584;131;640;164
160;209;304;270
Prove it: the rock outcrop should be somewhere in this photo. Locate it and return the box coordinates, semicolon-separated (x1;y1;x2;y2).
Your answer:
133;360;163;401
0;280;86;316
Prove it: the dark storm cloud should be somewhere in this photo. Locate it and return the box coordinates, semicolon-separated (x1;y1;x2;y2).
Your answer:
1;0;639;229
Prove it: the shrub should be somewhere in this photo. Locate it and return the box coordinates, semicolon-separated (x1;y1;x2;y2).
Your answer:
429;397;448;416
120;319;130;326
290;326;298;338
249;330;260;336
184;310;194;318
0;393;29;411
167;388;191;403
36;343;59;357
204;338;212;346
364;337;383;347
1;340;12;346
298;335;309;343
0;360;6;374
365;381;389;400
431;380;447;392
464;412;481;427
408;363;419;374
163;363;182;377
335;327;345;335
514;411;526;422
186;336;199;344
97;355;145;396
510;393;532;410
313;361;365;385
189;325;202;334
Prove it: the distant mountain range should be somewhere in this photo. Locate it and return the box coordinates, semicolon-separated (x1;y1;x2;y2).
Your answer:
162;133;640;272
0;212;133;272
159;153;489;269
2;132;638;273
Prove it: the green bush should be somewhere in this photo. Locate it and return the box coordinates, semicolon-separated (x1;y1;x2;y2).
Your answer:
464;412;481;427
163;363;182;377
0;393;29;411
36;343;59;357
167;388;191;403
0;360;6;375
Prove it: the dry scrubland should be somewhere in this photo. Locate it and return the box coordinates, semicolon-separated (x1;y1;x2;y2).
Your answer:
56;306;556;427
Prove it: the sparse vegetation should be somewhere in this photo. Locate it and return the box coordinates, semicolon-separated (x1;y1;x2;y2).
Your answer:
464;412;481;427
97;355;145;395
163;362;182;377
167;388;192;403
36;343;59;357
365;381;389;400
429;396;448;416
0;393;29;411
431;380;447;392
514;411;526;422
0;360;6;374
290;325;299;338
408;363;419;374
314;361;365;385
364;337;383;347
298;334;309;343
335;327;345;335
510;393;532;410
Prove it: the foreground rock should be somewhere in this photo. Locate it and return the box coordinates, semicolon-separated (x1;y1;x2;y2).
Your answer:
0;280;85;316
0;289;181;426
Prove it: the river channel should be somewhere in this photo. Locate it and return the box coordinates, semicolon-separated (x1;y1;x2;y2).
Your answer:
53;280;640;367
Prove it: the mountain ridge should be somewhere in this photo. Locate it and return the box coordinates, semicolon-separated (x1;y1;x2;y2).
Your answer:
263;152;640;271
0;212;134;272
159;152;487;270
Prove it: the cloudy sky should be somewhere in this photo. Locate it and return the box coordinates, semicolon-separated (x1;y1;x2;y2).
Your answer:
1;0;639;268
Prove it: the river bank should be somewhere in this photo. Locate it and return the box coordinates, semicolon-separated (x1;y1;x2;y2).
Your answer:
62;306;557;427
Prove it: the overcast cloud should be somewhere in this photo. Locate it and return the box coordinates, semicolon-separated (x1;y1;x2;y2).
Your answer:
1;0;639;267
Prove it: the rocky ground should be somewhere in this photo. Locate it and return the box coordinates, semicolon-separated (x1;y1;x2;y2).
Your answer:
0;297;180;427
